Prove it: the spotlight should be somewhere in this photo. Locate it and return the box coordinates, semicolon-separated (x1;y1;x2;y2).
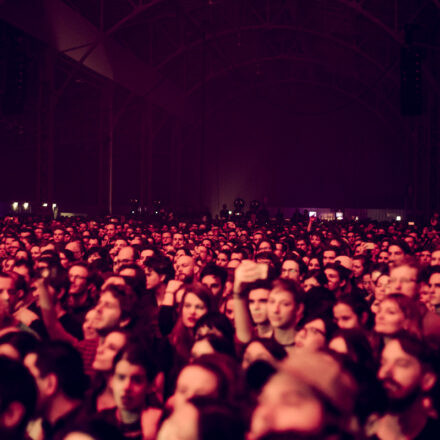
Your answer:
42;203;48;207
52;203;57;209
12;202;18;211
309;211;317;218
396;216;402;221
23;202;29;210
336;212;343;220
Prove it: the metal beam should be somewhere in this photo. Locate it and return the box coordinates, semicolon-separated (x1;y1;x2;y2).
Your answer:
0;0;196;123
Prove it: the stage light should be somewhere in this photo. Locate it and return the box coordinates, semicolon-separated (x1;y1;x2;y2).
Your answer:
42;203;48;207
52;203;57;209
309;211;317;218
396;216;402;221
336;212;343;220
23;202;29;210
12;202;18;211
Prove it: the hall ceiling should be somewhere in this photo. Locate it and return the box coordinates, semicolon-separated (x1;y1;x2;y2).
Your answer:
56;0;440;126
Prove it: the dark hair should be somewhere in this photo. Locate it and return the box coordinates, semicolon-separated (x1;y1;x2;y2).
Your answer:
193;334;236;359
144;255;174;282
200;264;228;287
194;312;235;342
33;341;89;400
101;284;137;324
112;342;158;383
244;338;287;362
0;331;39;361
0;356;37;435
189;396;246;440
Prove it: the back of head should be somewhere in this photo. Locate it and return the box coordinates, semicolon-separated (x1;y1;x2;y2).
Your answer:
33;341;89;400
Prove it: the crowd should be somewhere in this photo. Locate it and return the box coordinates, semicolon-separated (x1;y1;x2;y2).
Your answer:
0;210;440;440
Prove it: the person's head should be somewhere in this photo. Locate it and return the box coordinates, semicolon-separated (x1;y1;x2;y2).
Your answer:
246;281;272;326
0;356;37;439
110;343;157;414
295;313;336;352
144;255;174;290
175;255;198;283
428;265;440;307
333;295;369;330
280;256;305;283
200;264;227;298
0;272;17;326
65;240;83;261
378;333;437;410
242;338;287;371
92;330;129;372
0;331;39;361
374;273;390;303
194;312;235;342
67;263;89;296
191;334;236;359
307;257;322;273
388;259;420;299
374;294;421;338
377;250;389;264
158;396;245;440
93;284;137;335
215;250;230;268
352;255;368;279
430;249;440;266
267;279;304;330
24;341;89;416
114;246;138;273
179;284;213;329
322;247;337;267
250;350;357;439
388;241;411;268
324;263;348;295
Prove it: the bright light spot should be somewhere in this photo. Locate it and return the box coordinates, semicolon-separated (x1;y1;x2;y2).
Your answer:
23;202;29;210
228;210;232;215
336;212;343;220
52;203;56;209
42;203;48;207
12;202;18;210
309;211;317;218
396;216;402;221
355;216;359;221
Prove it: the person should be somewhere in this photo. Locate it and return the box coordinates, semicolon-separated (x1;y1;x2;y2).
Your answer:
368;333;440;439
200;264;227;304
333;294;371;330
24;341;90;440
99;343;161;440
249;350;359;439
0;356;37;440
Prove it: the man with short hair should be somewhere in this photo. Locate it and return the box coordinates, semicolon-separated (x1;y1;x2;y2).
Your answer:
24;341;90;440
172;233;185;250
372;333;440;439
114;246;138;274
0;356;37;440
174;255;198;283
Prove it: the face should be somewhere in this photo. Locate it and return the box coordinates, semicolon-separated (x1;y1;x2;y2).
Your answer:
377;339;424;402
82;310;98;340
310;235;321;248
93;291;123;332
308;258;320;272
388;265;418;299
201;275;222;297
216;253;229;267
374;274;390;302
172;365;218;410
181;293;208;328
324;268;343;293
93;331;127;372
375;299;407;335
172;233;185;249
295;319;326;351
322;250;336;266
53;229;64;243
388;245;405;267
430;250;440;266
224;298;234;324
258;241;272;252
175;256;195;282
428;273;440;306
0;276;14;321
30;246;41;260
105;224;116;238
248;288;269;325
352;259;364;278
419;250;431;266
162;233;172;245
377;251;389;264
281;260;300;282
112;359;149;412
145;267;163;290
333;303;360;329
267;288;297;329
68;265;88;295
250;372;324;439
